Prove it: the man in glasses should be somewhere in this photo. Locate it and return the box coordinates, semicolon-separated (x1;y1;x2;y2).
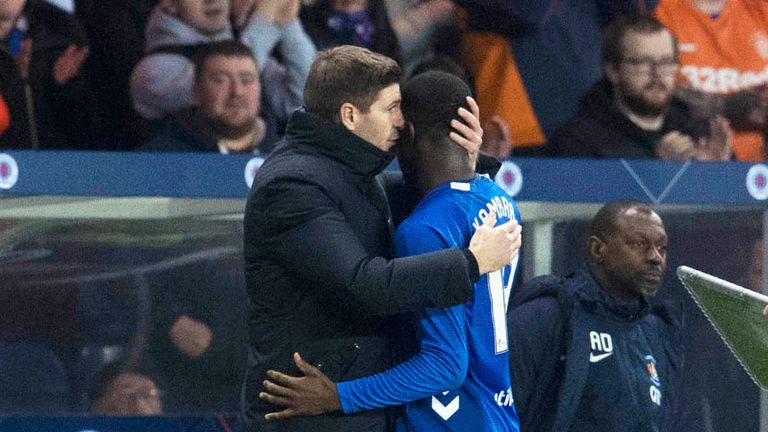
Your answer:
547;15;731;161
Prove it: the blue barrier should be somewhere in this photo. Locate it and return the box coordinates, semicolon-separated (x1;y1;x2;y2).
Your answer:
0;151;767;205
0;416;239;432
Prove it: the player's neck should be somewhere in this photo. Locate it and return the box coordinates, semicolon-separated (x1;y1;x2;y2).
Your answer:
419;163;475;196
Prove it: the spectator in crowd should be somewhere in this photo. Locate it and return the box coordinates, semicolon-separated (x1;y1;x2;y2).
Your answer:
0;96;10;139
130;0;314;128
547;15;731;160
90;357;244;430
140;40;279;154
0;0;31;149
90;360;163;416
656;0;768;161
75;0;159;150
385;0;458;74
0;0;95;149
455;0;657;157
300;0;402;64
242;45;520;431
144;251;248;414
508;200;682;432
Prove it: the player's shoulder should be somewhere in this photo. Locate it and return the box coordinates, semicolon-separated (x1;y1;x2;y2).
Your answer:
395;190;465;242
395;205;443;238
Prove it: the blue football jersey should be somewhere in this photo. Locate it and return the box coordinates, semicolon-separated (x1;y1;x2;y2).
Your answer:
337;175;521;432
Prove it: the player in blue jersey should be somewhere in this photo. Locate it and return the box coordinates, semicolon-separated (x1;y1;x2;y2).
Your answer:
258;71;522;431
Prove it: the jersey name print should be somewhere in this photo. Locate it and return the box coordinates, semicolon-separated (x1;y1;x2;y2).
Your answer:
334;175;521;432
394;175;521;432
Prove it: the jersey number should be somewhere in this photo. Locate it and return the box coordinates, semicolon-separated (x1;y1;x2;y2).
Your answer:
488;256;518;354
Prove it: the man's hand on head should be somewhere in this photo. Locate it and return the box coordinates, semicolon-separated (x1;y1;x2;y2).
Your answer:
450;96;483;166
260;352;341;420
469;213;522;275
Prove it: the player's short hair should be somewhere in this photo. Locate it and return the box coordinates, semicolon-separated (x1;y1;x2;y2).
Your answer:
603;15;678;65
591;200;658;240
401;70;471;153
303;45;401;122
193;40;258;83
409;55;470;84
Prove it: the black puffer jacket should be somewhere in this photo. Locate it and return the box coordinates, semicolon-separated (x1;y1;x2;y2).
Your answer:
547;79;708;159
243;111;476;432
139;107;279;154
23;0;96;149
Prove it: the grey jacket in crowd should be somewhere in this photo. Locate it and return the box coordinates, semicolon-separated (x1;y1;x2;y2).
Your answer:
130;6;315;121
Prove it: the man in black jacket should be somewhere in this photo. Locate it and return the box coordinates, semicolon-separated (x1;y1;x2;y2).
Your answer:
547;15;730;161
0;0;33;148
0;0;95;149
508;200;682;432
243;45;521;431
140;40;279;155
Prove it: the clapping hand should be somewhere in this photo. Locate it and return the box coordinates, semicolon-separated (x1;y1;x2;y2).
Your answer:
695;115;732;161
53;44;89;85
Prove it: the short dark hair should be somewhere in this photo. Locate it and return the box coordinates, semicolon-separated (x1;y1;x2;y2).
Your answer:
303;45;401;122
193;40;258;82
401;71;472;167
590;200;657;240
603;15;678;65
409;55;471;84
89;359;161;406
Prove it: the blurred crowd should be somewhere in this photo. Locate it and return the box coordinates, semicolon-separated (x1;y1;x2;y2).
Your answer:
0;0;768;424
1;0;768;424
0;0;766;160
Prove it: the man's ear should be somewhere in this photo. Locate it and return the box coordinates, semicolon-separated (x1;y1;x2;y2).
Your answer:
160;0;179;16
589;235;606;264
339;102;357;131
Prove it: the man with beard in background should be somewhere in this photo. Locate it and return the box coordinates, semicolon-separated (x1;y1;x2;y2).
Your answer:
140;40;279;154
547;15;731;161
